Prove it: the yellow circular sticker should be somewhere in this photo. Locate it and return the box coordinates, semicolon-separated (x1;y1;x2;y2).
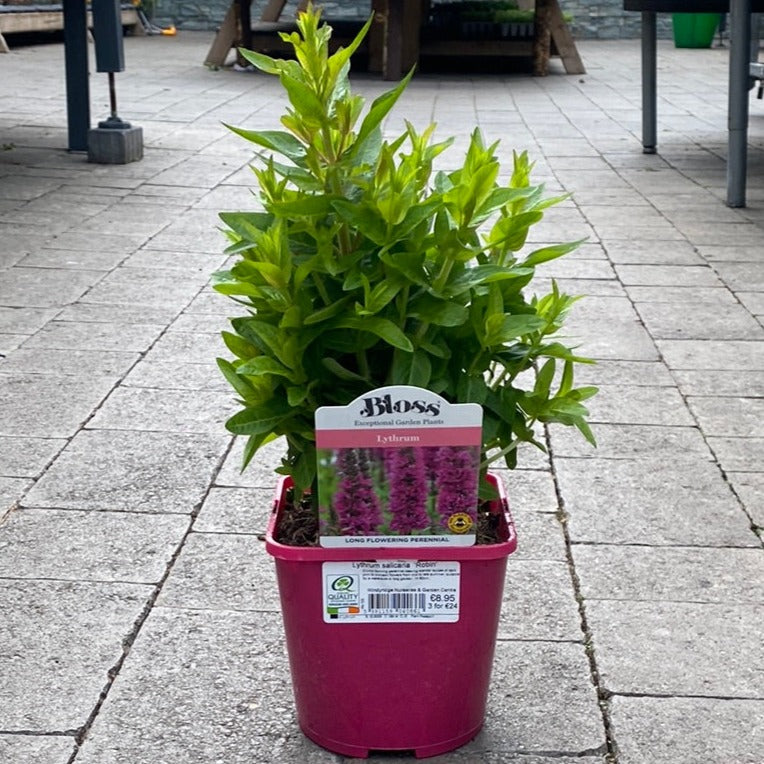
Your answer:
447;513;474;534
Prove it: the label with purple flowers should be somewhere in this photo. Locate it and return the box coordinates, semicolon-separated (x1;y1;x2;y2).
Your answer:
315;386;482;548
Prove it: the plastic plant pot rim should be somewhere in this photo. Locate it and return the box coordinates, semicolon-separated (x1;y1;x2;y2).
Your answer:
265;472;518;563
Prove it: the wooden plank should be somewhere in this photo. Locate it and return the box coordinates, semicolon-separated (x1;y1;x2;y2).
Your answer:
0;8;137;51
204;2;237;67
548;0;585;74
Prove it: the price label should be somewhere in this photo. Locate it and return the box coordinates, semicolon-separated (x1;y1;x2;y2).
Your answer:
322;561;460;623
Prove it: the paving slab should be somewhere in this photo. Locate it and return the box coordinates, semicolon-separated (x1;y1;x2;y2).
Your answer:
551;423;712;462
121;247;227;272
121;360;229;391
24;429;230;513
707;436;764;472
712;261;764;292
20;320;164;352
0;436;66;478
625;285;742;305
726;472;764;528
80;266;208;308
498;561;582;642
18;246;130;271
0;508;189;583
586;599;764;698
601;240;702;266
41;231;149;254
738;290;764;315
655;339;764;370
140;329;229;364
573;545;764;603
506;509;568;562
0;734;76;764
215;437;288;489
0;267;104;308
615;263;723;288
0;306;58;334
87;387;236;435
635;300;764;340
672;369;764;397
0;372;117;438
194;486;274;534
55;302;182;324
585;384;694;426
687;396;764;437
697;244;764;262
0;476;31;516
0;347;140;377
560;296;659;361
157;532;278;611
73;608;337;764
610;695;764;764
572;360;675;387
479;640;604;755
0;579;153;731
554;457;756;547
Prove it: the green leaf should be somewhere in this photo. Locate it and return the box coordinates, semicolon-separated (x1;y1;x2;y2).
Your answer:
327;15;373;78
408;296;468;327
216;357;255;399
484;314;547;346
534;358;556;397
287;386;309;407
332;201;388;245
223;125;306;163
456;374;488;405
332;316;414;352
321;357;368;382
235;356;296;381
240;432;278;471
221;331;259;360
304;296;353;325
271;195;336;216
225;399;293;436
391;349;431;387
523;239;586;267
353;67;415;154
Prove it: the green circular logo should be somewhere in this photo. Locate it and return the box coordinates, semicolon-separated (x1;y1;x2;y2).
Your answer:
331;576;354;591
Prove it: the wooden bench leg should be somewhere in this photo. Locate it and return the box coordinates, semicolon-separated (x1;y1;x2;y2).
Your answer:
549;0;585;74
204;2;237;67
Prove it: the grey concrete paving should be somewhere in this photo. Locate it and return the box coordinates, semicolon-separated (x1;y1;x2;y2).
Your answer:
1;31;763;764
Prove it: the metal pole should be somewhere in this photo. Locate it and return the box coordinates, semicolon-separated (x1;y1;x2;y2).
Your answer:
641;11;657;154
727;0;751;207
62;0;90;151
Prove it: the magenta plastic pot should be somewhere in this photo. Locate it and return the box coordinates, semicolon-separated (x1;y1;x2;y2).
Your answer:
265;473;517;759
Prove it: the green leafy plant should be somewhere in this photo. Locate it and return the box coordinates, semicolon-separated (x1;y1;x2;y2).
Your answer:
214;4;596;509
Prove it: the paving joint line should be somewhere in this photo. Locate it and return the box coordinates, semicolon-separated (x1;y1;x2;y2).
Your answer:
545;423;619;764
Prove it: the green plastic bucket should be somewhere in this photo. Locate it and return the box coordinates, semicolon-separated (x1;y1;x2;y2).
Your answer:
672;13;721;48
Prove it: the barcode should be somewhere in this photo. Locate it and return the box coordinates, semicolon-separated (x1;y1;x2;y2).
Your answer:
367;592;426;611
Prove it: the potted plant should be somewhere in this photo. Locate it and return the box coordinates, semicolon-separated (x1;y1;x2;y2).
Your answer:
213;4;596;757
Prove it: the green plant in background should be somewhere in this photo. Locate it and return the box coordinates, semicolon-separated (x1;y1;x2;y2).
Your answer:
214;4;596;505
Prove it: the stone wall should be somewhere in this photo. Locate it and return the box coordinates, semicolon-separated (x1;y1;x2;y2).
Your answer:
153;0;675;39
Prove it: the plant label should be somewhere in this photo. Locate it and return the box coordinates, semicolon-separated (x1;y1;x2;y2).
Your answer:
315;386;482;547
322;561;461;623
